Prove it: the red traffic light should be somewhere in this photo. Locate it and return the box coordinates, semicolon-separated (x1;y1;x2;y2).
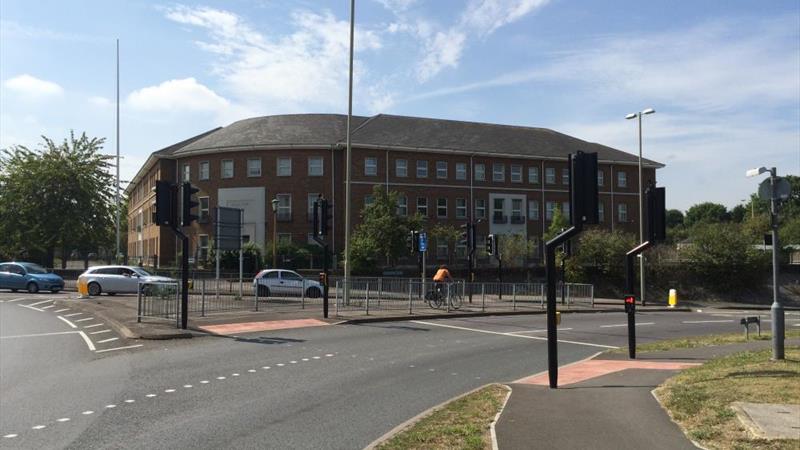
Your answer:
624;295;635;304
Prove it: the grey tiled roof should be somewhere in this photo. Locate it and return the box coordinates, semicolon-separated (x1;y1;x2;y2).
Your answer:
160;113;662;167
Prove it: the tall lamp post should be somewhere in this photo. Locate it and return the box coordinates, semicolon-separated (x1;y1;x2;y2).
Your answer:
746;166;784;360
625;108;655;306
271;198;279;268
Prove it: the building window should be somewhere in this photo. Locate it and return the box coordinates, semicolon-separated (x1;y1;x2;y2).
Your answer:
307;193;320;221
618;203;628;222
276;194;292;221
416;160;428;178
277;157;292;176
365;157;378;176
545;167;556;184
475;163;485;181
308;157;324;176
597;169;604;187
598;202;605;222
436;161;448;179
562;168;570;185
247;158;261;177
277;233;292;244
455;244;467;259
199;197;210;222
511;199;523;221
397;196;408;216
199;161;209;180
528;166;539;184
221;160;234;179
436;242;448;260
562;201;570;219
528;200;539;220
493;163;505;182
510;165;522;183
396;159;408;177
456;198;467;219
493;198;506;223
455;163;467;180
417;197;428;216
546;201;555;221
617;171;627;188
437;198;448;218
182;163;190;182
475;199;486;219
364;195;375;208
198;235;209;261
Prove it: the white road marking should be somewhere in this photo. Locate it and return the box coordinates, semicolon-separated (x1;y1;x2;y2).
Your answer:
106;404;116;408
3;434;18;438
54;308;70;313
600;322;655;328
232;373;240;376
248;369;256;373
82;410;94;415
312;356;321;359
302;358;309;361
276;363;285;367
41;305;55;310
31;425;46;430
27;300;54;307
96;337;119;344
77;331;96;351
6;298;27;302
164;389;175;393
290;361;298;364
509;328;573;334
146;394;157;398
57;316;77;328
262;366;271;370
20;303;46;312
325;353;334;357
683;320;735;324
74;317;94;323
0;331;79;339
412;320;619;349
56;418;70;422
94;344;143;353
200;380;209;384
90;329;112;335
184;385;193;388
63;313;83;317
217;376;226;380
83;323;104;329
793;323;800;327
124;400;135;403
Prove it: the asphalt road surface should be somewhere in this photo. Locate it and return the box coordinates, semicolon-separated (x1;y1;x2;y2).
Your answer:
2;292;797;449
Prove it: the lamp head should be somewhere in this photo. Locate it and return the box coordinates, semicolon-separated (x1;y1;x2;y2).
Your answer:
642;108;655;115
625;113;637;120
745;167;768;178
271;198;279;211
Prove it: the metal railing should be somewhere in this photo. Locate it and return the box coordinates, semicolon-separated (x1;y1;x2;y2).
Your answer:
137;281;180;326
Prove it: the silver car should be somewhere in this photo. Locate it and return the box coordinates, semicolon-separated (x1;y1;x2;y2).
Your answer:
253;269;322;298
78;266;175;296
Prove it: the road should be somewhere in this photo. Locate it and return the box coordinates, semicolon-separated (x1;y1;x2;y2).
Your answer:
1;292;797;449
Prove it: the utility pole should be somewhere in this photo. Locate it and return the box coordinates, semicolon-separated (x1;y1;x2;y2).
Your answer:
342;0;355;306
115;38;121;263
768;168;784;360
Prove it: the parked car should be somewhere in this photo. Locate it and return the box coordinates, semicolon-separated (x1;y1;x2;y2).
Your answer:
78;266;175;296
253;269;322;298
0;262;64;293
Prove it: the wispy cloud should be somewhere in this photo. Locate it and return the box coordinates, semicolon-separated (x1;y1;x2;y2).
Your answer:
3;74;64;97
126;78;229;113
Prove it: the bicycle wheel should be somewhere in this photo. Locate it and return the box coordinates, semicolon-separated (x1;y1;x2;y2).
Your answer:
449;292;463;310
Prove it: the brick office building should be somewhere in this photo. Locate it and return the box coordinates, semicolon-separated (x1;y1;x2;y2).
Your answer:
125;114;662;268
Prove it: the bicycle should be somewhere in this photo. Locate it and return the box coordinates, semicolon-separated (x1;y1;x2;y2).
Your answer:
425;282;462;310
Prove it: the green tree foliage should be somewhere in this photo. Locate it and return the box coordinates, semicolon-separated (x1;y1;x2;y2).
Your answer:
0;132;115;267
564;229;637;288
729;204;748;223
543;204;569;242
349;185;423;273
429;223;461;264
779;216;800;246
666;209;685;228
260;240;322;271
498;233;536;268
684;202;729;227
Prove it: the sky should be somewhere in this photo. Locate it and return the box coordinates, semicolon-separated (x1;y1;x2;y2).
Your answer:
1;0;798;211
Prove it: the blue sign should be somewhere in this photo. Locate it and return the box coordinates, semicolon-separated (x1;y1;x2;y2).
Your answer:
418;232;427;252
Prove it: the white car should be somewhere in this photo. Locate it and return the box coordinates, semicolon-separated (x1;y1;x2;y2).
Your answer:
79;266;176;296
253;269;322;298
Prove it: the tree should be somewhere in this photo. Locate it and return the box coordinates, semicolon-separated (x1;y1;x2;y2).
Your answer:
564;229;637;288
729;204;748;223
429;223;461;265
499;233;536;268
349;185;423;273
684;202;729;227
780;216;800;246
0;132;115;267
543;204;569;242
666;209;685;228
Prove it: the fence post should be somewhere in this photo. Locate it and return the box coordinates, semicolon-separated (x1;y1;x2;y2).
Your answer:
481;283;486;312
591;284;595;307
201;278;206;317
301;280;306;309
540;284;545;309
408;280;413;314
335;281;340;316
365;282;370;316
137;286;142;323
254;279;259;312
512;284;517;311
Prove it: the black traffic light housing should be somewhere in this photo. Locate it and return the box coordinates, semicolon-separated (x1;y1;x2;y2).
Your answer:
569;151;599;226
407;230;420;253
312;197;331;237
153;180;177;226
646;185;666;243
181;182;200;227
486;234;497;257
459;223;476;255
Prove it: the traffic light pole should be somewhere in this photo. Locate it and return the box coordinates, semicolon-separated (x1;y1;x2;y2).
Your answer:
624;241;652;359
545;225;580;389
170;226;190;330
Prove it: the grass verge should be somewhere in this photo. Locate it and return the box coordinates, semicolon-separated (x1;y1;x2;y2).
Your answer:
612;329;800;353
376;384;509;450
655;346;800;449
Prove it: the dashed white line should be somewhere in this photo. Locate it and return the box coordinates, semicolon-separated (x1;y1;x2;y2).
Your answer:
106;404;117;408
248;369;257;373
57;316;77;328
74;317;94;323
312;356;321;359
290;361;298;364
325;353;334;357
276;363;285;367
124;399;135;403
56;418;70;422
3;434;18;438
54;308;70;313
184;385;193;388
682;320;734;324
262;366;271;370
90;329;112;335
96;337;119;344
200;380;210;384
600;322;655;328
164;389;175;393
94;344;143;353
216;376;226;380
31;425;46;430
83;323;104;329
63;313;83;317
301;358;309;361
146;394;157;398
82;410;94;415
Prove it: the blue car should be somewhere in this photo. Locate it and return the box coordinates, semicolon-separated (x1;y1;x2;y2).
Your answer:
0;262;65;293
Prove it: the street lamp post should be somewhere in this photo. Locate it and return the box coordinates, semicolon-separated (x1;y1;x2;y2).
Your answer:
746;166;784;360
626;108;655;306
271;198;279;269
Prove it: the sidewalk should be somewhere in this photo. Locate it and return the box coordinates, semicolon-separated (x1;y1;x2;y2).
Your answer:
494;340;794;450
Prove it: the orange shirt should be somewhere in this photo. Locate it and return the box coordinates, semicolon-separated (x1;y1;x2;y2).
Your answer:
433;268;451;282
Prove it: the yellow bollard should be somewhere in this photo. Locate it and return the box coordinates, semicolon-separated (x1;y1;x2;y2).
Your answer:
668;289;677;308
556;311;561;326
77;277;89;298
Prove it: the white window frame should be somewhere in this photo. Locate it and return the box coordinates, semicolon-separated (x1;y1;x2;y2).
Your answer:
618;171;627;188
416;160;428;178
475;199;486;219
456;198;467;219
199;197;210;222
618;203;628;222
562;168;570;186
436;161;448;179
528;166;539;184
598;169;604;187
417;197;428;216
199;161;210;180
221;160;234;179
455;163;467;180
545;167;556;184
182;163;191;182
365;157;378;176
395;159;408;177
475;163;486;181
397;195;408;216
437;198;448;218
493;163;505;182
511;199;523;219
247;158;262;177
277;157;292;177
276;194;292;221
528;200;539;220
198;235;209;260
546;201;555;220
510;164;522;183
308;157;324;176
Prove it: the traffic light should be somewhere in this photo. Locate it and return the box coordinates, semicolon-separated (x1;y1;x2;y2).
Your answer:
624;294;636;313
646;186;666;243
486;234;497;257
407;230;419;253
569;151;599;225
318;272;328;286
181;182;200;227
153;180;177;226
313;197;331;236
459;223;475;255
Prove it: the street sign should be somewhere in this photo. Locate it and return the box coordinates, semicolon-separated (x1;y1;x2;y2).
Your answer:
216;207;242;251
418;232;427;252
758;177;791;201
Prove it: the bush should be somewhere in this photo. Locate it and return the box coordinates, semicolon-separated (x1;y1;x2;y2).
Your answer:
565;228;637;295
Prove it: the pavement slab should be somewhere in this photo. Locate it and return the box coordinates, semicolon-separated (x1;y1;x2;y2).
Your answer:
732;402;800;440
197;318;330;335
516;359;700;386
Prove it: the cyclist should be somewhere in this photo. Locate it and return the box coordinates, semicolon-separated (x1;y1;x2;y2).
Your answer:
432;264;453;300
